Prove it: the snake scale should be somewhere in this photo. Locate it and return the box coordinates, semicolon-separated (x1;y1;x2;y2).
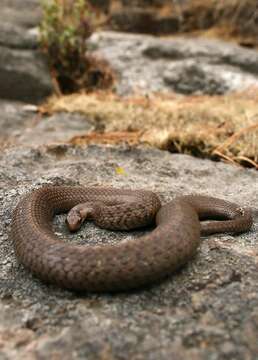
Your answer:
10;186;253;292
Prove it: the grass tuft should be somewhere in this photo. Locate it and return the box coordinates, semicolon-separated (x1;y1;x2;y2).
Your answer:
42;90;258;169
40;0;114;93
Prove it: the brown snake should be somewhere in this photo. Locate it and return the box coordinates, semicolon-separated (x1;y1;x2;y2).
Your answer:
10;186;253;292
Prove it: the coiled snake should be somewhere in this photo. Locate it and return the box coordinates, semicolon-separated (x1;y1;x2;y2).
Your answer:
10;186;253;292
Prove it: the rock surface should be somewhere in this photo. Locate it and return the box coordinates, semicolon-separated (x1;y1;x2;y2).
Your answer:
0;144;257;359
14;111;95;147
88;31;258;96
0;0;53;103
0;100;35;146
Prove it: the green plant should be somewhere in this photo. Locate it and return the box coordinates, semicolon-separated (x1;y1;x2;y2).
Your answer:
40;0;113;93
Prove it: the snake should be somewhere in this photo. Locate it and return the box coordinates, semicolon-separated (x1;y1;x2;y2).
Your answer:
10;186;253;292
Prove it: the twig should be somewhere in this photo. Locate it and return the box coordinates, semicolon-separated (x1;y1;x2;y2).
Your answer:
235;155;258;169
214;122;258;152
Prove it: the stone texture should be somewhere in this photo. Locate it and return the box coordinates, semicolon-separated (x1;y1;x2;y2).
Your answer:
0;0;42;28
0;0;53;103
0;144;257;359
88;31;258;96
0;100;96;148
16;112;95;146
0;100;39;147
0;100;96;146
0;46;53;103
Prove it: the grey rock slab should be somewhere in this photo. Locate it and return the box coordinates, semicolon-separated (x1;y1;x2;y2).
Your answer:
0;0;42;29
0;21;39;50
15;112;95;146
163;60;258;95
88;31;258;96
0;100;38;147
0;0;41;49
0;46;53;103
0;0;53;103
0;144;257;359
0;102;94;147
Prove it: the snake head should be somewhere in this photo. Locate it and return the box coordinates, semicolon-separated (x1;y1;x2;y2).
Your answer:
66;210;84;232
66;203;94;232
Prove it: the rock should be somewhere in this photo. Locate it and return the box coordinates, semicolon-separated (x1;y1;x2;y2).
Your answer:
143;36;258;73
0;99;96;147
16;112;95;146
0;46;53;103
0;22;38;49
88;31;258;96
0;144;257;359
0;0;53;103
0;100;37;146
163;61;242;95
0;0;42;28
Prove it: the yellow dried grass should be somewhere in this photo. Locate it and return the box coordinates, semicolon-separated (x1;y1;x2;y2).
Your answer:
42;89;258;168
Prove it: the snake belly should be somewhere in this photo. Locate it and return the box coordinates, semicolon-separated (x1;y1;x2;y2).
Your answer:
10;186;253;292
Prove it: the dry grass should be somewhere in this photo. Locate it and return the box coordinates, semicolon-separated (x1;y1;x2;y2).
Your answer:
174;0;258;47
42;90;258;168
106;0;258;46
